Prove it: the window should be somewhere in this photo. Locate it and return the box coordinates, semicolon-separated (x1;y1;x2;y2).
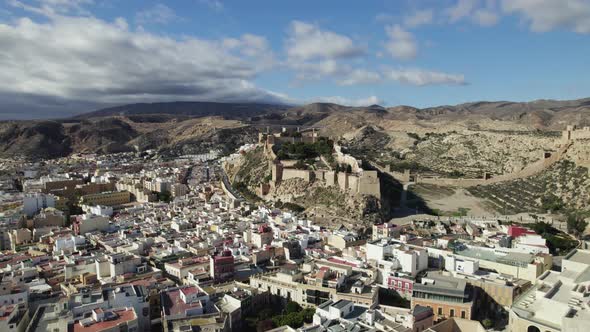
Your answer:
450;309;455;317
461;310;466;318
437;307;443;315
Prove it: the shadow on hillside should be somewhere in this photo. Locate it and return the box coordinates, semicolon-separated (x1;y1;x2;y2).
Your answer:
362;161;435;220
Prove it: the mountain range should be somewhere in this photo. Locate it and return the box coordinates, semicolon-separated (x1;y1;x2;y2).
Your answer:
1;98;590;159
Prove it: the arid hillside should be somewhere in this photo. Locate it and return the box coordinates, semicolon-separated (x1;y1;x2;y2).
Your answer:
224;146;384;231
2;97;590;160
0;115;256;159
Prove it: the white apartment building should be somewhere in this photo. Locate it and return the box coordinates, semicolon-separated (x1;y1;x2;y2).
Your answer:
512;234;550;255
509;249;590;332
74;214;110;235
81;204;113;217
366;239;428;277
53;235;86;253
23;193;56;217
444;256;479;275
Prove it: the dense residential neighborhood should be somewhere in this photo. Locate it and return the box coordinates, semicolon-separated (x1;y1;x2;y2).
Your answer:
0;140;587;332
1;0;589;330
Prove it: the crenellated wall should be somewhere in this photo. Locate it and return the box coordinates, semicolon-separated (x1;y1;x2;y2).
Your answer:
377;140;572;188
261;136;381;198
281;168;315;182
270;162;381;198
563;125;590;142
334;144;362;173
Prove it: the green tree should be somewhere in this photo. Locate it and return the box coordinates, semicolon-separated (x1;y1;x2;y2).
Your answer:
293;160;307;169
531;221;552;235
302;308;315;323
285;301;301;314
449;170;465;178
567;213;589;239
157;190;172;202
257;308;274;320
541;194;564;212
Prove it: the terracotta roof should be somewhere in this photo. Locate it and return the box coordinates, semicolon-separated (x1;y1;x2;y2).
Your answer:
73;308;136;332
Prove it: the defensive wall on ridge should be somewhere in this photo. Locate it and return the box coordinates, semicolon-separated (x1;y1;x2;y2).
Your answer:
377;125;588;188
257;125;589;195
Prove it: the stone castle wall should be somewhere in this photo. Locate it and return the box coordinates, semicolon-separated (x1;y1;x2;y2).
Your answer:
379;138;572;188
414;143;569;187
260;135;381;198
269;161;381;198
357;171;381;198
334;144;362;173
563;125;590;141
281;168;314;182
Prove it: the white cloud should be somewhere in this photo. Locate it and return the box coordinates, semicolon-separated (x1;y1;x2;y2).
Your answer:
338;69;381;86
310;95;382;107
502;0;590;33
383;24;417;60
473;8;499;26
445;0;478;23
404;9;434;28
290;59;349;82
136;4;178;25
444;0;500;27
8;0;93;17
0;14;289;114
222;33;274;69
285;20;365;84
198;0;224;12
385;68;467;86
286;20;364;61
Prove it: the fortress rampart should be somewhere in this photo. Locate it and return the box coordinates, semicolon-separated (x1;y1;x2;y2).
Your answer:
562;125;590;141
270;161;381;199
262;133;381;198
378;132;573;188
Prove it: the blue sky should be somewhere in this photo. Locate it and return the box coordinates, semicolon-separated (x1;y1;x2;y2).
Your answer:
1;0;590;118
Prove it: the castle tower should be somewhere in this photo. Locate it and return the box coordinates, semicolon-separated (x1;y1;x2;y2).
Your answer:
271;162;283;183
563;125;575;141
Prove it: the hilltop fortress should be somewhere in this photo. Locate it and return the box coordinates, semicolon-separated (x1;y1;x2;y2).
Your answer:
563;125;590;170
258;128;381;199
562;125;590;141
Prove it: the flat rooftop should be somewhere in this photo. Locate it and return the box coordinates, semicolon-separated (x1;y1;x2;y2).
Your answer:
72;308;136;332
566;249;590;265
457;247;532;266
414;272;468;299
512;264;590;330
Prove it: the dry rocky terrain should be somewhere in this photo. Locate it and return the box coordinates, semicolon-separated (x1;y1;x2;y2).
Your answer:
4;98;590;223
225;146;382;229
0;115;255;159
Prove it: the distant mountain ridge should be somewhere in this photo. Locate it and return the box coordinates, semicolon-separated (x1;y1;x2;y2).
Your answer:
77;101;290;119
1;97;590;159
75;98;590;129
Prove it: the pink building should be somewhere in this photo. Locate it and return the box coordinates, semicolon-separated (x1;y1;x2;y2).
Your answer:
507;226;536;238
210;250;234;282
387;274;414;296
